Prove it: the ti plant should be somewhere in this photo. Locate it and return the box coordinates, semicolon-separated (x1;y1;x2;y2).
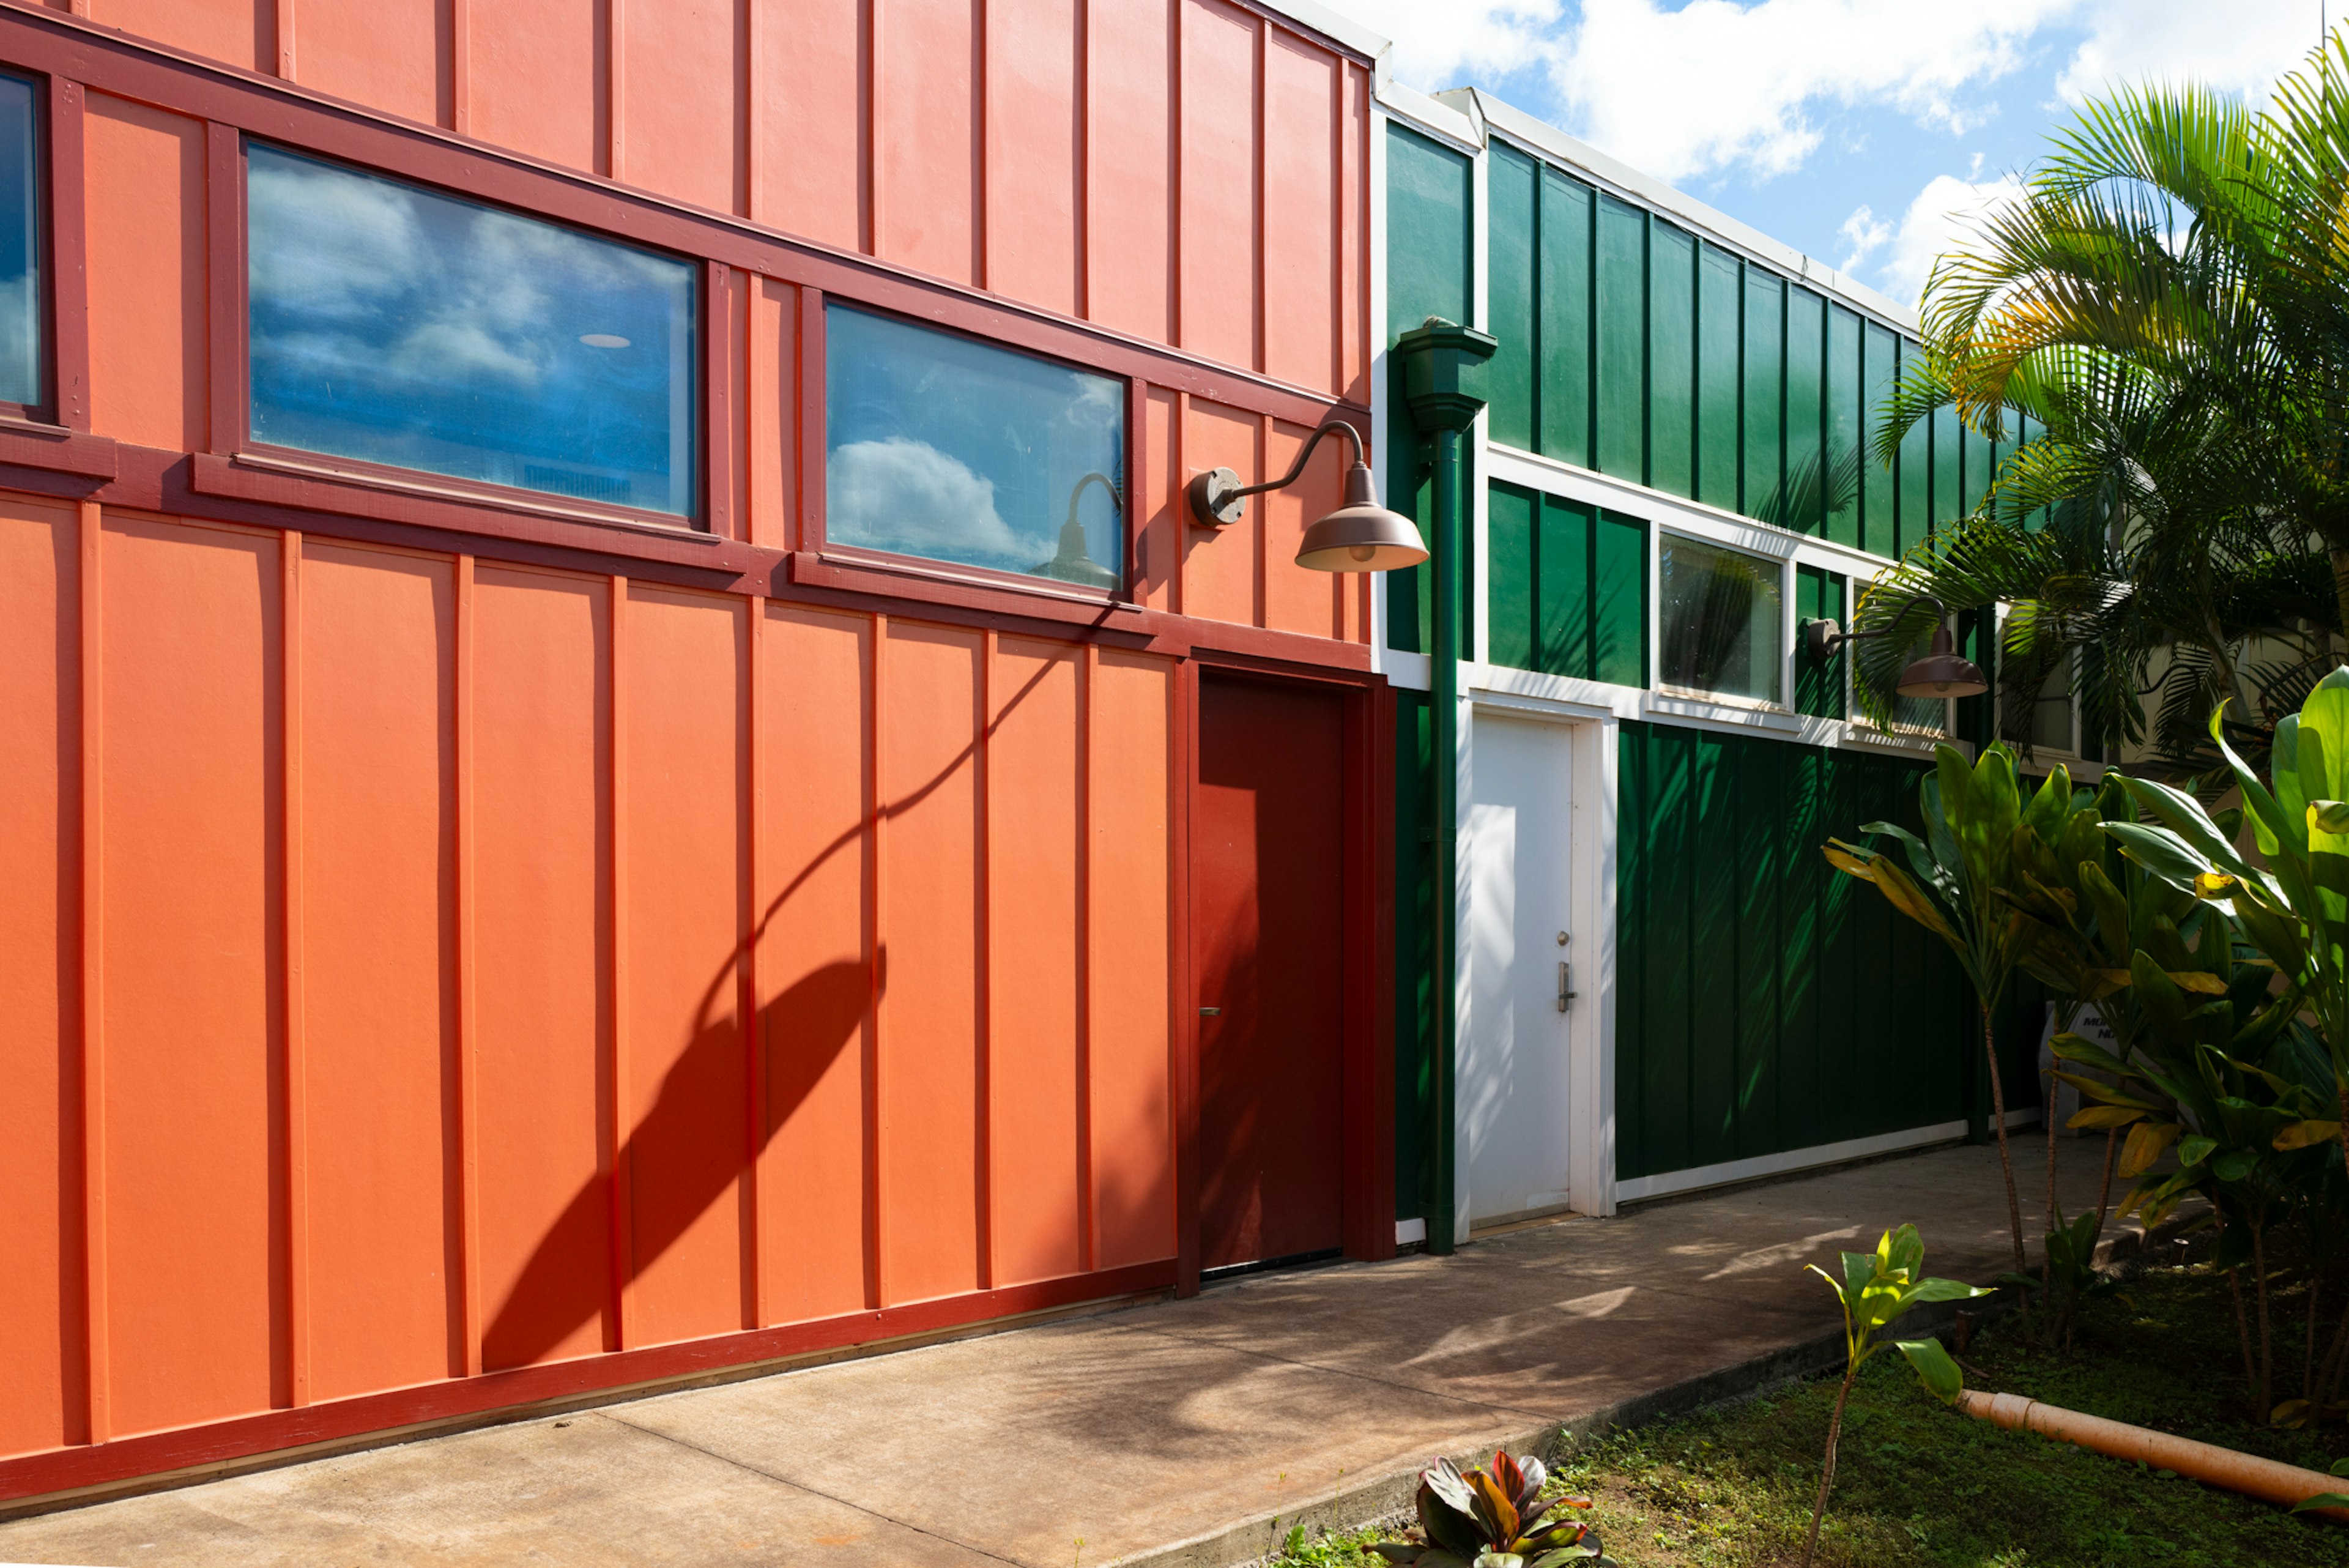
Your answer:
1824;743;2099;1273
1365;1451;1612;1568
1997;1208;2126;1352
1801;1224;1988;1568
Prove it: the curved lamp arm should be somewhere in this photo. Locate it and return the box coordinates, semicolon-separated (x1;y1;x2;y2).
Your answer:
1187;417;1367;527
1803;590;1951;663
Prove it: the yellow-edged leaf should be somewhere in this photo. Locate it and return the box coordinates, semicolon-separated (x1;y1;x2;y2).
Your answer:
1822;844;1876;878
2276;1120;2344;1151
2171;970;2230;995
2120;1120;2184;1178
2069;1105;2150;1130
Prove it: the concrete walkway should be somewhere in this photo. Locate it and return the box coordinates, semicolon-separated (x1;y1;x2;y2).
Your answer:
0;1137;2156;1568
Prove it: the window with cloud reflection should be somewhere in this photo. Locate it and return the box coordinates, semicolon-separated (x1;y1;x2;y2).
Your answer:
825;305;1124;590
246;144;697;518
0;75;39;409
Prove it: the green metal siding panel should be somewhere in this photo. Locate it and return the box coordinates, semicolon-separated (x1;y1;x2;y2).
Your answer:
1931;403;1961;530
1824;305;1861;550
1696;243;1741;513
1486;144;1538;452
1648;221;1695;499
1393;689;1435;1219
1595;196;1647;483
1488;480;1536;671
1898;340;1930;556
1538;170;1594;466
1614;722;1978;1181
1742;267;1783;524
1862;321;1897;554
1794;565;1846;719
1382;124;1471;655
1592;506;1647;688
1784;286;1824;536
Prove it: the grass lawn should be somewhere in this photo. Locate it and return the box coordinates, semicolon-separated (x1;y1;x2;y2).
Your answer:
1271;1255;2349;1567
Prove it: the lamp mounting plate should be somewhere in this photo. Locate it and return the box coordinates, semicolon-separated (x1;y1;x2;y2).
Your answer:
1803;618;1845;664
1187;467;1244;529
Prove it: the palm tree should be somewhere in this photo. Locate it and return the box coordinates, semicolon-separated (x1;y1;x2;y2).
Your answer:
1854;33;2349;764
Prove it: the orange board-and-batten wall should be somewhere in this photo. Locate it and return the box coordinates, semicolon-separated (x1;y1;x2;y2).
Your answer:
0;0;1381;1501
67;0;1371;406
0;497;1177;1476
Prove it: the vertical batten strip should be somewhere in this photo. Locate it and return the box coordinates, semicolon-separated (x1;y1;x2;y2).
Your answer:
741;598;764;1329
453;554;481;1378
607;574;633;1351
448;0;470;135
48;77;91;433
864;612;887;1310
1170;656;1198;1295
1252;414;1267;630
865;0;884;259
974;630;994;1291
274;0;296;80
1076;644;1096;1274
1072;0;1089;321
76;499;106;1443
1250;12;1265;376
280;532;309;1408
605;0;624;183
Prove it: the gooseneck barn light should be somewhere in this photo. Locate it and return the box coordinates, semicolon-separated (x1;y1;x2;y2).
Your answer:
1185;417;1428;572
1805;592;1991;699
1033;470;1123;589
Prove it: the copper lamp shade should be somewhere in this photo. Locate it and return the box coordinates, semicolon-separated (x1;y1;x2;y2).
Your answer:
1295;459;1429;572
1893;622;1988;699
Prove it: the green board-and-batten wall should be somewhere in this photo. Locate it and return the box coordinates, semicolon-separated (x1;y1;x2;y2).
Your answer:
1388;117;2044;1218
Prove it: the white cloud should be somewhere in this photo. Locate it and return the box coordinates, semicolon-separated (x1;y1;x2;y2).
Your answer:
827;437;1040;565
1548;0;2068;184
1836;203;1893;272
2054;0;2322;106
1867;170;2025;308
1327;0;1563;94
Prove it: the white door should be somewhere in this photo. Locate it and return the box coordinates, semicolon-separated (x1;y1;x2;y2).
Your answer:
1464;715;1576;1228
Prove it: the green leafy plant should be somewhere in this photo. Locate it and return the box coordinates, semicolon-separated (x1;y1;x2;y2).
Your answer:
1801;1224;1989;1568
1998;1208;2128;1352
1824;743;2095;1271
1365;1451;1611;1567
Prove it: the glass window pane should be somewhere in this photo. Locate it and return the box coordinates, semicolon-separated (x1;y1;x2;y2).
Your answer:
0;76;40;407
2030;655;2074;752
247;144;698;518
825;305;1124;589
1658;533;1781;702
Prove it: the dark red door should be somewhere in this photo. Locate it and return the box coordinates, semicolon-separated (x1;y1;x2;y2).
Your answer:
1195;675;1346;1272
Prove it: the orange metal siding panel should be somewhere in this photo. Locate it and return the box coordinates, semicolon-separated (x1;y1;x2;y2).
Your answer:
985;0;1079;318
0;499;79;1458
1261;33;1335;394
620;585;749;1347
90;0;272;75
1261;415;1342;638
294;0;448;128
470;567;613;1371
1178;0;1258;371
756;605;872;1325
877;620;982;1303
1088;650;1173;1269
297;541;461;1402
468;0;605;177
1179;397;1260;627
985;637;1083;1286
746;277;796;550
620;0;744;214
1137;386;1179;614
99;515;283;1438
1338;62;1368;404
84;95;206;456
875;0;978;286
753;0;864;249
1083;0;1172;343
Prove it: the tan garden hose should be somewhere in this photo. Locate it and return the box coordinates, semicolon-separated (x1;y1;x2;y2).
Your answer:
1956;1390;2349;1523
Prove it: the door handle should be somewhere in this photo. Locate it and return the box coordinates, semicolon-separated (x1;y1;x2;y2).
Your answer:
1558;961;1576;1013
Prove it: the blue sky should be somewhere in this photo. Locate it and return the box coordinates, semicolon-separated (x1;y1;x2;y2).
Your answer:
1328;0;2331;311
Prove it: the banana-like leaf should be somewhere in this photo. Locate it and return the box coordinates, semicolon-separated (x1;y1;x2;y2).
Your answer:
2177;1133;2217;1166
2276;1119;2343;1151
1893;1337;1965;1403
2104;820;2218;894
1861;856;1964;948
2312;801;2349;836
2120;1119;2184;1176
2289;1492;2349;1515
2050;1071;2158;1110
2069;1104;2150;1129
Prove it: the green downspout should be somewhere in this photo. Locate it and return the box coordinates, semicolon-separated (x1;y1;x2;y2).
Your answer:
1393;318;1496;1257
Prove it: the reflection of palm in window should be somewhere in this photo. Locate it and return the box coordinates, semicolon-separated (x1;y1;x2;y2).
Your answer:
1668;555;1759;691
1660;535;1779;702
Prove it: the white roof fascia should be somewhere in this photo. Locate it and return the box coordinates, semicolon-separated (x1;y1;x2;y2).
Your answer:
1375;77;1482;155
1252;0;1392;65
1438;87;1921;336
